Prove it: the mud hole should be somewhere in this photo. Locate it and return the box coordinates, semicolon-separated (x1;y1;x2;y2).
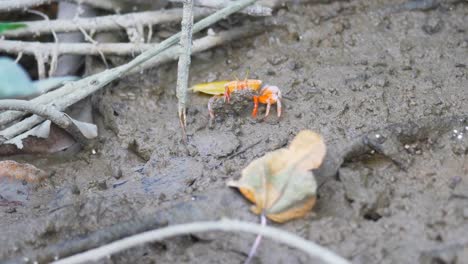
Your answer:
1;0;468;263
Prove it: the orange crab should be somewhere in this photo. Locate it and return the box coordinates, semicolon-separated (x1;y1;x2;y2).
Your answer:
206;80;282;121
252;85;282;118
223;79;263;103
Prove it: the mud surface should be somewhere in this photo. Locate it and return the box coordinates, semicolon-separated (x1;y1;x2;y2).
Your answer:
1;0;468;263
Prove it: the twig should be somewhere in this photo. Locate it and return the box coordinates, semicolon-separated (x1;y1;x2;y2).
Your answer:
171;0;272;16
1;8;212;38
0;100;91;145
0;40;156;55
52;219;351;264
176;0;194;139
0;0;259;142
0;0;51;12
34;51;46;80
0;0;128;12
0;25;262;132
244;214;267;264
52;1;97;76
6;217;167;264
26;9;60;76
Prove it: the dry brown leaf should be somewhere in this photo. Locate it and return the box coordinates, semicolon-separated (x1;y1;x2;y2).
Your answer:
0;160;47;183
228;130;326;223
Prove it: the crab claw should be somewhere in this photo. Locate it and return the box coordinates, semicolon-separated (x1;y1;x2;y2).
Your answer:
252;85;282;119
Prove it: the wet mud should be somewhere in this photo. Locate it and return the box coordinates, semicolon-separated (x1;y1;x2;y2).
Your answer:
1;0;467;263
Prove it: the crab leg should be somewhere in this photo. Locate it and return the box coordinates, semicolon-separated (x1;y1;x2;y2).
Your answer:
276;98;282;117
208;95;219;119
265;100;271;119
252;95;259;118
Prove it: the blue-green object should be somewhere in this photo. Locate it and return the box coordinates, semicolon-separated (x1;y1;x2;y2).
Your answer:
0;57;78;99
0;22;26;34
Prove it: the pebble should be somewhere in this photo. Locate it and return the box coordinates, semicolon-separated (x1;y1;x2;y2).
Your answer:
463;208;468;219
267;55;288;66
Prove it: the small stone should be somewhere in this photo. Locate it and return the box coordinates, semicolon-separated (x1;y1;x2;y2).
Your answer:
5;207;16;213
113;167;123;179
463;208;468;219
267;55;288;66
207;28;216;36
422;18;443;35
97;180;107;190
448;176;462;189
71;185;80;195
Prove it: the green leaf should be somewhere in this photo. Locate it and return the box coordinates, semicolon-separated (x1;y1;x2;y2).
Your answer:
0;22;26;34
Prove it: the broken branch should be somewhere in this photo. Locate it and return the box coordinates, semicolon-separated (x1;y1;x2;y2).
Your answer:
171;0;272;16
1;8;212;38
0;0;127;12
176;0;194;137
0;40;156;56
0;100;92;145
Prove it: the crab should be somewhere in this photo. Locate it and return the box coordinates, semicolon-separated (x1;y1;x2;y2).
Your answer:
223;79;263;103
208;81;282;122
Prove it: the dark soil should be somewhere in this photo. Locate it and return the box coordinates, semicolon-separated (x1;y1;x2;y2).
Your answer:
1;0;467;263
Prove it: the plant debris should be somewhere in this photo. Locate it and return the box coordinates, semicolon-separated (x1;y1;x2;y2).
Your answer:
228;130;326;223
0;160;47;183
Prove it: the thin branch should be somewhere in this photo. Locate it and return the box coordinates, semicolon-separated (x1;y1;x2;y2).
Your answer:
176;0;194;138
52;219;351;264
0;0;51;12
171;0;272;16
244;214;267;264
26;9;60;77
1;8;212;37
0;0;127;12
0;100;90;145
0;25;262;133
0;40;155;55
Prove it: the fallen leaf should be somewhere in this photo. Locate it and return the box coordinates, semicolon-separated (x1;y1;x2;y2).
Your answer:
228;130;326;223
190;80;229;95
0;56;78;99
0;160;47;183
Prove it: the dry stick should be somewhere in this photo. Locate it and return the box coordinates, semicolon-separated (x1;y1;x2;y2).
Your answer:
52;219;351;264
0;0;51;11
176;0;194;138
0;0;258;143
1;8;212;38
0;26;261;134
26;9;60;77
171;0;272;16
0;100;89;145
0;40;156;55
0;0;124;12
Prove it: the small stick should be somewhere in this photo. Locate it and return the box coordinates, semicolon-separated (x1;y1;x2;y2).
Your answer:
0;0;126;12
26;9;60;76
0;40;158;56
170;0;272;16
52;219;351;264
0;100;91;145
1;8;212;37
244;214;267;264
6;217;167;264
176;0;194;139
34;51;46;80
